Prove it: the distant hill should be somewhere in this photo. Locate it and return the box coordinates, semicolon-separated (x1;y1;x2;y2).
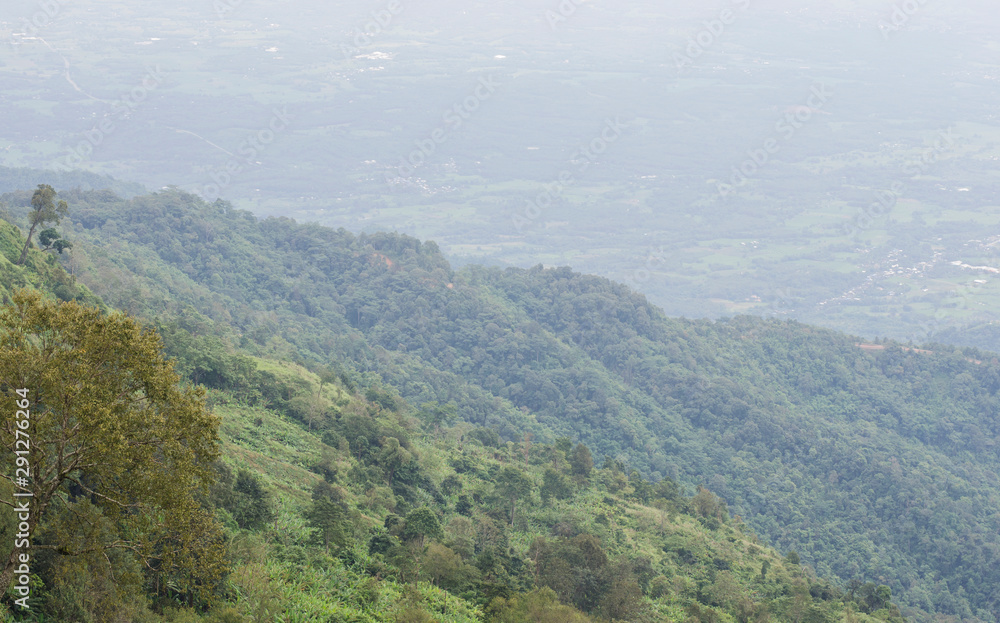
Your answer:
0;165;145;198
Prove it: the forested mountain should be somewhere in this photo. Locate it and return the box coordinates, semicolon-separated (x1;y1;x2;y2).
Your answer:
0;194;906;622
0;166;144;198
3;185;1000;621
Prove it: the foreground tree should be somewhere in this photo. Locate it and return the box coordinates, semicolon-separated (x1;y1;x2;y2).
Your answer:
0;289;223;602
17;184;69;265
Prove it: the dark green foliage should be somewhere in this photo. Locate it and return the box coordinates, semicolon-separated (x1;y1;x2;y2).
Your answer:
17;184;68;264
440;475;462;497
38;227;72;253
455;495;473;517
529;534;646;617
568;444;593;479
469;427;501;448
856;583;893;614
305;482;351;553
230;470;276;531
402;508;442;547
540;468;573;504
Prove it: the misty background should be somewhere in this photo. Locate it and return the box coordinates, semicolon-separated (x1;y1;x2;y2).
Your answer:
2;0;999;345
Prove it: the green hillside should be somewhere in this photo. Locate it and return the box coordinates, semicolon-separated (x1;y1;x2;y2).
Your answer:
0;211;903;622
7;185;1000;620
0;187;994;622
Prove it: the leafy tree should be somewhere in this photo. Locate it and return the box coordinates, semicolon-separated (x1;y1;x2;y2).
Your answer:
305;482;350;553
38;227;72;254
540;467;573;504
420;542;478;591
495;466;533;525
856;583;892;613
17;184;69;265
598;569;645;621
470;427;501;448
455;494;473;516
489;587;594;623
416;400;457;435
554;437;573;455
231;470;276;530
0;289;221;599
402;508;442;548
693;486;728;524
376;436;413;486
440;474;462;497
568;444;593;479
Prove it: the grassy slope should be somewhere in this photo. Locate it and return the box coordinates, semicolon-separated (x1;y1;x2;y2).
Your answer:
198;355;902;623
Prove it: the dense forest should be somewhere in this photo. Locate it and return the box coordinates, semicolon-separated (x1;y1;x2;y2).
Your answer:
0;197;906;622
2;182;999;621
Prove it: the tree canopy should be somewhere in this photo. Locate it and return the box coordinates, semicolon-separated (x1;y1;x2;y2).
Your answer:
0;289;223;604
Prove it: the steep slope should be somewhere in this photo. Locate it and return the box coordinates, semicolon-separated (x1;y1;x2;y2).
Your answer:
0;218;902;623
5;186;1000;621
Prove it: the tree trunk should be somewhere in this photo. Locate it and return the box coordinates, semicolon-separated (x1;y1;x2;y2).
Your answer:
16;222;38;265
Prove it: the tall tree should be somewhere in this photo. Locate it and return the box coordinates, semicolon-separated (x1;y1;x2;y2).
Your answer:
496;466;533;525
569;444;593;479
17;184;69;265
0;289;222;598
305;482;350;554
402;507;442;549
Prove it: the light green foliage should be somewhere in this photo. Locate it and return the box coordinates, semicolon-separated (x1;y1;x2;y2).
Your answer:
488;588;594;623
